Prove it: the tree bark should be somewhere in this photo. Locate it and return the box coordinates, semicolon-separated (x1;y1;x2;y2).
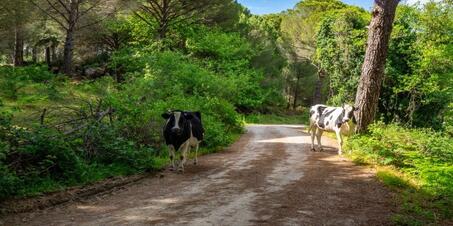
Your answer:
157;0;170;39
45;47;51;68
13;25;24;66
354;0;399;133
51;43;57;63
32;47;37;63
63;27;75;74
62;0;78;74
312;70;324;105
293;72;301;110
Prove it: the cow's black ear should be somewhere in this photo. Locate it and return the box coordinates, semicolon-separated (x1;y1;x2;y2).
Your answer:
194;111;201;120
162;112;171;119
183;112;194;120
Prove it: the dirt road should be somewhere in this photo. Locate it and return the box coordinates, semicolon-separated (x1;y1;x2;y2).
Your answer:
2;125;395;226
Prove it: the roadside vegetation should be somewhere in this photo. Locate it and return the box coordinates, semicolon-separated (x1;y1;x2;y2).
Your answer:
0;0;452;225
346;123;453;225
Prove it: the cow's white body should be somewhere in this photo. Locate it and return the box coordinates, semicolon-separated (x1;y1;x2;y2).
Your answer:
308;104;356;155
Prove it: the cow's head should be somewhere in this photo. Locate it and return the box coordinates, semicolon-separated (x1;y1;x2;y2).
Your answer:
342;104;358;124
161;110;193;135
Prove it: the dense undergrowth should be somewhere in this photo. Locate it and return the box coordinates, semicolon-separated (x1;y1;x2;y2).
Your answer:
345;123;453;225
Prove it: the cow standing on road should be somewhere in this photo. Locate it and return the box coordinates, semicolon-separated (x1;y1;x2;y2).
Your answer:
162;110;204;172
308;104;357;155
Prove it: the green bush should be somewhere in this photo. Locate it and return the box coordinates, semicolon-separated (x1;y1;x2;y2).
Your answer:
345;122;453;224
0;107;163;200
0;65;64;101
0;112;83;199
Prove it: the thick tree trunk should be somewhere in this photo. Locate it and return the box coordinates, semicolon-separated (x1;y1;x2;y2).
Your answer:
13;26;24;67
63;1;78;75
354;0;399;133
63;28;74;74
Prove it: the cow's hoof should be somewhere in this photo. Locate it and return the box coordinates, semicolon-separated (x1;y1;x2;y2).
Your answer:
311;148;316;152
193;161;198;165
177;168;184;173
169;166;175;171
319;148;324;152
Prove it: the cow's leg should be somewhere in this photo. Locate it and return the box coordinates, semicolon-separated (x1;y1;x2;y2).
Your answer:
310;126;316;151
178;142;190;173
316;129;323;151
169;145;176;171
335;129;343;155
193;143;199;165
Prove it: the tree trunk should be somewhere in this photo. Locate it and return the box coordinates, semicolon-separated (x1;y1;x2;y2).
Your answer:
32;47;37;63
286;85;292;109
45;47;51;68
51;43;57;63
156;0;170;40
354;0;399;133
293;73;301;110
63;1;78;75
63;28;74;74
312;71;324;105
13;25;24;67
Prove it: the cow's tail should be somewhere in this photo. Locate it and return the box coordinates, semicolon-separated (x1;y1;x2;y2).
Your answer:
307;121;314;134
307;108;315;134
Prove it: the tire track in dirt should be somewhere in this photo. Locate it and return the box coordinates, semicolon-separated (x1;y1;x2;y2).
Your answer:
1;125;395;226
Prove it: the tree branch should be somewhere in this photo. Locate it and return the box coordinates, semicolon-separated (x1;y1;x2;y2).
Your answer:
29;0;69;30
133;11;155;27
140;5;162;21
45;0;70;23
78;0;102;20
77;12;114;30
56;0;71;14
142;2;163;21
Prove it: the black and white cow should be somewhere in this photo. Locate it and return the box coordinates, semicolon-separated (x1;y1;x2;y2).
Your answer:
162;110;204;172
308;104;357;155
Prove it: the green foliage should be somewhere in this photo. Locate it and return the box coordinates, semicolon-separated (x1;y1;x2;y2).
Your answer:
109;48;244;148
0;65;59;100
315;2;452;131
315;7;369;105
185;25;285;111
187;28;252;60
346;123;453;224
381;3;453;129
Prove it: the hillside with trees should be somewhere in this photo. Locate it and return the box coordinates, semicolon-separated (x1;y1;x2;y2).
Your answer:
0;0;452;225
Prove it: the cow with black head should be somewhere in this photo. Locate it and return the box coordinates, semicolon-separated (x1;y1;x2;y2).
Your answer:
308;104;357;155
162;110;204;172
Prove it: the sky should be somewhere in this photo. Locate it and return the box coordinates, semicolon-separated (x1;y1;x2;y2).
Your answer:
237;0;432;15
